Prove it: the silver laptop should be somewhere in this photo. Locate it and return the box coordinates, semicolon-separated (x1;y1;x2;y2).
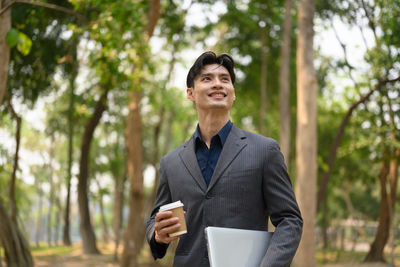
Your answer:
205;226;273;267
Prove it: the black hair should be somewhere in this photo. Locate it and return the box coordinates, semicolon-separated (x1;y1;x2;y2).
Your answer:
186;51;235;88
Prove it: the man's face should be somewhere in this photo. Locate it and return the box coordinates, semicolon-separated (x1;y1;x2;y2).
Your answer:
186;64;236;112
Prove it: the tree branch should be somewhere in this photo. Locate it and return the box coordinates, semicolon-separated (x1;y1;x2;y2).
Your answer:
317;74;400;212
332;21;360;91
0;0;85;20
146;0;161;38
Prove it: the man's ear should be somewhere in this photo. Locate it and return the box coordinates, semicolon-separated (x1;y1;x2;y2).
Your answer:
186;87;195;101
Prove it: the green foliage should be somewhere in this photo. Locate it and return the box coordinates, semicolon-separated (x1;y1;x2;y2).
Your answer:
213;1;286;136
15;30;32;56
6;28;33;56
6;28;19;47
7;1;75;106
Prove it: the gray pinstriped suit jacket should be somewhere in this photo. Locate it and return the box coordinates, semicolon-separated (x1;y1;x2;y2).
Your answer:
146;124;303;267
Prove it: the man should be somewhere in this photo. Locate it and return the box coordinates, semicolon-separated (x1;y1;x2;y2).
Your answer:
146;51;302;267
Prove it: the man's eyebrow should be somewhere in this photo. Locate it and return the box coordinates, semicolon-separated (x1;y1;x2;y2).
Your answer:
199;72;230;77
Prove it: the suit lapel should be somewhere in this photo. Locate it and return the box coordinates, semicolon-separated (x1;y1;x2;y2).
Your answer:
206;125;247;193
179;136;207;193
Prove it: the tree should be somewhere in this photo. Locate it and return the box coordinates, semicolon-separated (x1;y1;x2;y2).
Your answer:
364;82;400;262
0;199;34;267
312;0;400;260
45;133;57;247
216;1;288;140
63;35;79;247
77;87;109;254
294;0;317;266
94;177;111;243
121;0;161;265
279;0;294;165
5;97;21;224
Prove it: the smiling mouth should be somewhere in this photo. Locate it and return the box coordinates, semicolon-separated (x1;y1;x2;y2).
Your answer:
208;92;226;97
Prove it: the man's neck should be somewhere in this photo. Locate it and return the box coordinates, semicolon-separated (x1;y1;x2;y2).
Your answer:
197;110;230;147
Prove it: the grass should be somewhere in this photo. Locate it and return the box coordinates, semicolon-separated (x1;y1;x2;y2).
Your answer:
31;244;77;254
31;243;81;262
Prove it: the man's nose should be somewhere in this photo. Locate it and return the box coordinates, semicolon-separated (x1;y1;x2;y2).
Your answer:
212;78;223;88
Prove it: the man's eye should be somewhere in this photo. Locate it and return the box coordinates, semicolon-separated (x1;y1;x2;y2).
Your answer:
203;77;211;81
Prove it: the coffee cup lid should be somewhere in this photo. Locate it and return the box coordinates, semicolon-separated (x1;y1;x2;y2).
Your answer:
159;200;184;211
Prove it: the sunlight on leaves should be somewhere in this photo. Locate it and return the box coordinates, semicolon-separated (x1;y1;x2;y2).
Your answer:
5;28;32;56
17;31;33;56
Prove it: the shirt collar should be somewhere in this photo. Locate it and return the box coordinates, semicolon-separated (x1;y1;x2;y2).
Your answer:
194;120;233;146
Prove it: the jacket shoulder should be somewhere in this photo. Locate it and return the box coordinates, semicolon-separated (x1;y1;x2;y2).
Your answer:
233;125;279;149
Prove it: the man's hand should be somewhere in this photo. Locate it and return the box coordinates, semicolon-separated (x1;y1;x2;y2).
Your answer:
154;210;181;244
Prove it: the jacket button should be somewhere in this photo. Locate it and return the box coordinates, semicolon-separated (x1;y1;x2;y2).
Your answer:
205;193;212;199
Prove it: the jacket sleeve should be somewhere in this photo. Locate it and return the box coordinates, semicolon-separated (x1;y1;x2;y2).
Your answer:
145;158;171;259
260;141;303;267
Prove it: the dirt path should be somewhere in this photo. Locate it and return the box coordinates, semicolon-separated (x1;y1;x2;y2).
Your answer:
31;243;162;267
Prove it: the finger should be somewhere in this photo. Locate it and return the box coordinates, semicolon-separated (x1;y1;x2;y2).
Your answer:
155;211;173;222
155;224;181;243
156;219;180;235
156;222;181;239
155;216;179;229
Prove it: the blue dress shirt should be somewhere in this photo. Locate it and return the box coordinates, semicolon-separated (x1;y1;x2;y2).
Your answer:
194;120;233;186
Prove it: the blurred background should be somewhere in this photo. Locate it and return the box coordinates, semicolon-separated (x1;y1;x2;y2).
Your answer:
0;0;399;266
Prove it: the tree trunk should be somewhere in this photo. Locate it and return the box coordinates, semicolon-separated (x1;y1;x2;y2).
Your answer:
63;67;76;246
387;94;399;211
99;195;109;244
0;0;11;105
364;158;390;262
365;92;399;262
121;1;160;266
0;199;34;267
121;90;146;267
387;148;399;265
95;178;110;244
294;0;317;266
113;171;126;261
388;149;398;209
54;193;62;246
35;179;43;247
1;3;31;266
78;87;109;254
279;0;293;166
47;135;55;247
7;98;21;224
321;201;329;250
